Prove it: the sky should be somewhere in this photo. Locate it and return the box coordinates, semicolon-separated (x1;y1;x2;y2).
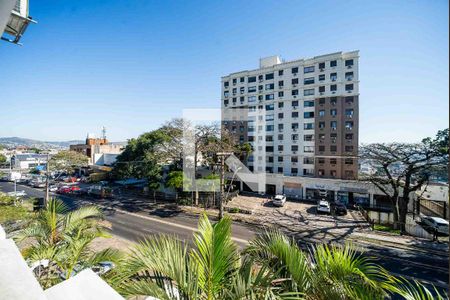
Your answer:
0;0;448;143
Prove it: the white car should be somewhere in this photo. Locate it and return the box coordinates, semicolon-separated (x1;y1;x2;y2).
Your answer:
421;216;449;235
317;200;331;214
272;194;287;207
49;185;58;192
7;190;27;197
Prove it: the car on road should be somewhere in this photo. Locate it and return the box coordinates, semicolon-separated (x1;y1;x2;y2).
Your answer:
49;185;58;192
57;185;81;194
317;200;331;214
332;201;347;216
7;190;27;197
272;194;287;207
421;216;449;235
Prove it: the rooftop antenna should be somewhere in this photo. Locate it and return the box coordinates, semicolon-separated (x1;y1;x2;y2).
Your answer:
101;126;107;140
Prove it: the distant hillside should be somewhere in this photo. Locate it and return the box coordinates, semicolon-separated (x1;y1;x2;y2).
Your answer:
0;137;84;149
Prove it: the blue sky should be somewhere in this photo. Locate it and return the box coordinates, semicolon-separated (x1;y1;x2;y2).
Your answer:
0;0;448;143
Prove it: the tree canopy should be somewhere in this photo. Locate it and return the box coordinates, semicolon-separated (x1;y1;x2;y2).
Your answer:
50;150;89;174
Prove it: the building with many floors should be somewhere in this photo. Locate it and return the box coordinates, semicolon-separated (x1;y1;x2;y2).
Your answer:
70;134;124;166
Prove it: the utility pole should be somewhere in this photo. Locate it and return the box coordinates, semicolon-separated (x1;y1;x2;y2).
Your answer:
217;152;232;220
45;152;50;206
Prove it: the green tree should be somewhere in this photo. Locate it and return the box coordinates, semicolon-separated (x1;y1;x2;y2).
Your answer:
0;153;7;164
50;150;89;175
15;199;122;288
360;129;448;232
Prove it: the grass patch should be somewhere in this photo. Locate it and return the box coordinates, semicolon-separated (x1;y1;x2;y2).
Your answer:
0;193;33;224
373;224;401;235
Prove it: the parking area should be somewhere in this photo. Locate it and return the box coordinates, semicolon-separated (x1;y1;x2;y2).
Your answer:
227;195;371;243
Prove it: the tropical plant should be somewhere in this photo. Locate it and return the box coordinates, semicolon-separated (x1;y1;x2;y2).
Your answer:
15;198;122;288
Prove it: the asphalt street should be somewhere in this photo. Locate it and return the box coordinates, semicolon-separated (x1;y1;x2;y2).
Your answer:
0;181;448;290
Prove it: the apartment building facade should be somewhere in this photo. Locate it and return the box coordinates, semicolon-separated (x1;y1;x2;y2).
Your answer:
221;51;359;183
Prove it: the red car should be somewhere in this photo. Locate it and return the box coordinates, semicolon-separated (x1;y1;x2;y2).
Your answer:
57;186;80;194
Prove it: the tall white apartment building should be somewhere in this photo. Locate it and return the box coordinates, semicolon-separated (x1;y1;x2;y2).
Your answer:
221;51;359;193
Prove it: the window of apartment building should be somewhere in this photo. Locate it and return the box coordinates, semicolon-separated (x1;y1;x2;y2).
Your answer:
278;155;284;161
224;91;229;97
319;110;325;117
319;62;325;69
232;88;237;94
292;100;299;107
291;67;299;74
265;83;274;90
278;134;283;140
258;75;263;81
291;168;298;175
319;98;326;105
291;145;299;152
345;96;354;104
224;81;229;88
330;170;337;177
345;145;354;152
278;167;283;173
330;73;337;81
291;123;299;130
319;86;325;93
249;106;256;112
304;89;315;96
248;96;256;102
232;78;237;85
265;104;274;111
345;109;354;118
248;86;256;93
318;145;325;152
345;59;354;67
248;155;254;162
266;146;274;152
248;76;256;83
278;102;284;108
330;158;337;165
318;157;325;164
330;145;337;152
345;84;354;91
292;134;299;140
224;99;229;106
292;78;299;85
267;156;273;162
278;70;284;76
232;126;236;133
345;121;354;130
345;170;354;178
304;146;314;153
304;66;315;73
292;89;299;96
239;135;244;142
266;135;273;141
304;123;314;130
248;126;254;132
330;109;337;116
278;91;284;97
240;77;245;83
304;111;314;118
319;133;325;141
331;133;337;144
330;60;337;67
278;124;284;131
330;121;337;130
266;125;274;131
292;112;299;118
278;145;283;152
248;136;254;142
345;72;354;81
278;113;284;119
304;100;314;107
304;134;314;141
265;94;274;100
291;156;298;163
304;169;314;176
345;133;353;140
330;84;337;92
304;157;314;164
319;122;325;129
304;77;315;85
265;73;274;80
248;166;254;172
330;97;337;105
319;74;325;81
258;85;263;91
318;169;325;176
278;80;284;87
232;97;237;104
240;96;244;103
345;158;353;165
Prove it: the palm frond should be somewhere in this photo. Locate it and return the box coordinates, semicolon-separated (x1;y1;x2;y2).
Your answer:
387;277;448;300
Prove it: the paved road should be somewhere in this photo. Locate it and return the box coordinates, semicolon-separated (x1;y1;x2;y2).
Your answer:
0;181;448;290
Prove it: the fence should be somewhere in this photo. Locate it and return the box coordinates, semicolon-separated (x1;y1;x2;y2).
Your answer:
420;199;448;219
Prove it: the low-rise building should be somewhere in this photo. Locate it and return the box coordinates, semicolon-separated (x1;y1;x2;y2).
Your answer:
11;153;48;170
70;134;124;166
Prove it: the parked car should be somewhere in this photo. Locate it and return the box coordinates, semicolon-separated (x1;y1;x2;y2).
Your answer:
272;194;287;207
421;216;449;235
49;185;58;192
317;200;331;214
57;186;71;194
332;201;347;216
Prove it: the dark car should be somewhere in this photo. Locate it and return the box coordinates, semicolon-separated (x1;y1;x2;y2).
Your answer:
333;201;347;216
